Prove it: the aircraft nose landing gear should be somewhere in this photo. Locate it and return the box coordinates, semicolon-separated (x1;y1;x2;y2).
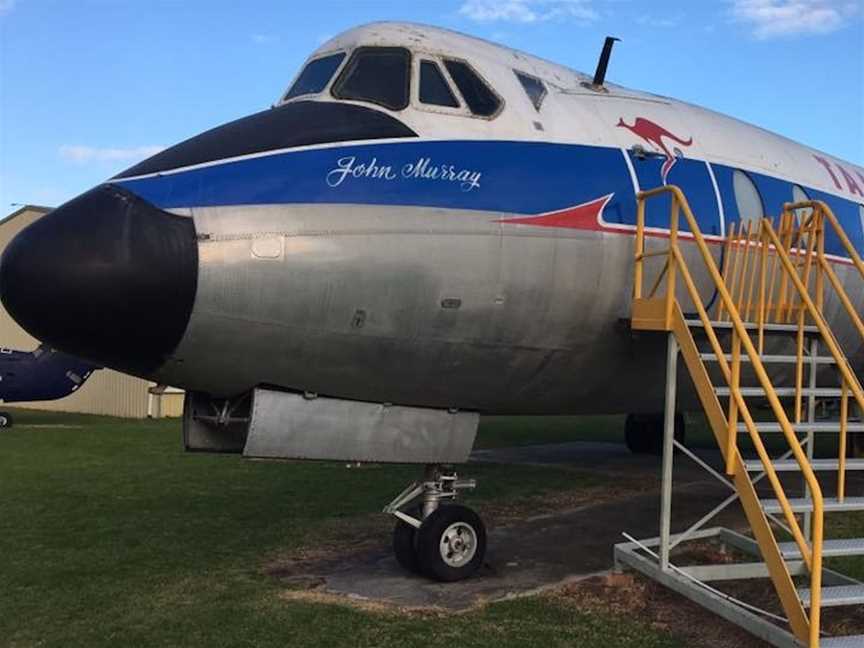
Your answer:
384;464;486;582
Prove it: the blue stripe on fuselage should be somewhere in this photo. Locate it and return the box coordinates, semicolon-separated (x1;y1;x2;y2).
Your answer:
116;140;638;219
115;139;864;258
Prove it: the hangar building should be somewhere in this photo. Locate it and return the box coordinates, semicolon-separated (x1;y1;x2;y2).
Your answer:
0;205;184;418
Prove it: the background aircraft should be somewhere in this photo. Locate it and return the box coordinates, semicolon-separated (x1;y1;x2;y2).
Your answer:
0;344;99;427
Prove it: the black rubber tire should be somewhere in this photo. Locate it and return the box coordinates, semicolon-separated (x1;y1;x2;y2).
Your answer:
624;414;651;454
393;516;422;575
0;412;13;428
625;413;685;455
416;504;486;582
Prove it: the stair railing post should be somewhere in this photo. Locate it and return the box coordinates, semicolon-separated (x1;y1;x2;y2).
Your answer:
839;378;849;503
757;221;769;354
726;331;741;476
634;197;645;300
660;332;679;571
665;198;680;328
816;208;825;311
804;336;818;541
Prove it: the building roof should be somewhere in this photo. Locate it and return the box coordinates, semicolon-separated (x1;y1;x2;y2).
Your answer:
0;205;53;226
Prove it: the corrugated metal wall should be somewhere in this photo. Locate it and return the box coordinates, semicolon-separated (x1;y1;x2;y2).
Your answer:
0;206;184;418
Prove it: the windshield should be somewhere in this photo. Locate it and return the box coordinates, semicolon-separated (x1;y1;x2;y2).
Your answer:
284;53;345;100
332;47;411;111
444;60;501;117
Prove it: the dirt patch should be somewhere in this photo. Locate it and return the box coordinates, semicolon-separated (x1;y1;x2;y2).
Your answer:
556;572;772;648
277;588;452;618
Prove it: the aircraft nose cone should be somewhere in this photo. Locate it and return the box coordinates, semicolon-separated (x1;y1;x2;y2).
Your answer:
0;184;198;375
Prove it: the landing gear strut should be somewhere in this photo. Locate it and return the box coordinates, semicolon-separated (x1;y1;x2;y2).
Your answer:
384;464;486;582
625;413;685;455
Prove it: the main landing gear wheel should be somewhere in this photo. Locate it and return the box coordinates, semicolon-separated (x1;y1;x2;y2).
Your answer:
385;465;485;582
625;413;684;455
0;411;13;428
392;509;422;574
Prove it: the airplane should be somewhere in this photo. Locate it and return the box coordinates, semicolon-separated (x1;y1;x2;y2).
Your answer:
0;345;100;427
0;22;862;582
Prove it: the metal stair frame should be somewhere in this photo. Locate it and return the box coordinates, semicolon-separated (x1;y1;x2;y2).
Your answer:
620;186;864;648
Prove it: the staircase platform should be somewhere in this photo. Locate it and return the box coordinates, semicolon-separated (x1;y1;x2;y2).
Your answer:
700;353;837;365
737;422;864;433
685;319;821;335
715;386;843;398
779;538;864;559
762;497;864;513
822;636;864;648
743;459;864;472
799;584;864;608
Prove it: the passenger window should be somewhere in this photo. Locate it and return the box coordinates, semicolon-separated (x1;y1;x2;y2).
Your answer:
733;170;764;226
333;47;411;111
515;71;546;111
284;53;346;100
791;185;812;226
419;60;459;108
859;204;864;239
444;60;501;117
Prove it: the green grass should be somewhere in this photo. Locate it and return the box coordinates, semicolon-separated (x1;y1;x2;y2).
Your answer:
826;513;864;582
0;414;689;648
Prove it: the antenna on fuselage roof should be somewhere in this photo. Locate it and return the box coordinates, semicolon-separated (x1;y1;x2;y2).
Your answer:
585;36;620;92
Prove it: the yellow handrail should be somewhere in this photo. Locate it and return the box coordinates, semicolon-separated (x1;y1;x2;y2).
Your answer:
631;185;864;648
781;201;864;508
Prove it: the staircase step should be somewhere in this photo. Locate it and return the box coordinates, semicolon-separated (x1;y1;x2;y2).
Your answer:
743;459;864;472
737;422;864;433
762;497;864;513
822;636;864;648
686;319;820;335
779;538;864;559
799;584;864;608
715;386;842;398
700;353;836;365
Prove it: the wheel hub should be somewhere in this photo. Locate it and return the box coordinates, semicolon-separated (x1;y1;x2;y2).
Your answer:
439;522;477;567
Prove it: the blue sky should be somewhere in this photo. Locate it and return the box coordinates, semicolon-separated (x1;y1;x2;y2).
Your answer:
1;0;862;218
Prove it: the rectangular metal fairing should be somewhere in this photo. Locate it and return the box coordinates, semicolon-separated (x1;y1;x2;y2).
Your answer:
243;388;478;463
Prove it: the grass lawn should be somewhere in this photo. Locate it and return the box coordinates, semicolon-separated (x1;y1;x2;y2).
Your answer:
1;411;689;648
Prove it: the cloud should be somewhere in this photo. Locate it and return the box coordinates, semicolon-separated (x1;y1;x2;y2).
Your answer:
458;0;599;24
0;0;16;16
731;0;860;39
635;13;684;28
58;145;165;165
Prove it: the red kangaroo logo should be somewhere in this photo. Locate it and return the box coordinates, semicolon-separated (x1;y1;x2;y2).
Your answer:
617;117;693;185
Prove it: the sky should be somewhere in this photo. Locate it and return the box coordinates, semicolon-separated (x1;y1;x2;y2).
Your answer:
1;0;862;218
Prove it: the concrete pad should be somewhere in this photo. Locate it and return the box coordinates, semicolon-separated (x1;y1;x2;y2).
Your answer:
277;441;749;610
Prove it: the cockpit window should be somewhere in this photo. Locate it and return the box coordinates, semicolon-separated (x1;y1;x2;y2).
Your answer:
443;59;501;117
333;47;411;111
515;71;546;111
419;60;460;108
284;53;346;100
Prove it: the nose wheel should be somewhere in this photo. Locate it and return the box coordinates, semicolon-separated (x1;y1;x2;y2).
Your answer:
385;465;486;581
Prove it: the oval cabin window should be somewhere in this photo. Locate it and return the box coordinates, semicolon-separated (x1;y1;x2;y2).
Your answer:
791;184;812;226
860;204;864;240
733;170;764;227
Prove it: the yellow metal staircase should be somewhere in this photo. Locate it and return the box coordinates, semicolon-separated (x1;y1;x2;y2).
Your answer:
628;186;864;648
